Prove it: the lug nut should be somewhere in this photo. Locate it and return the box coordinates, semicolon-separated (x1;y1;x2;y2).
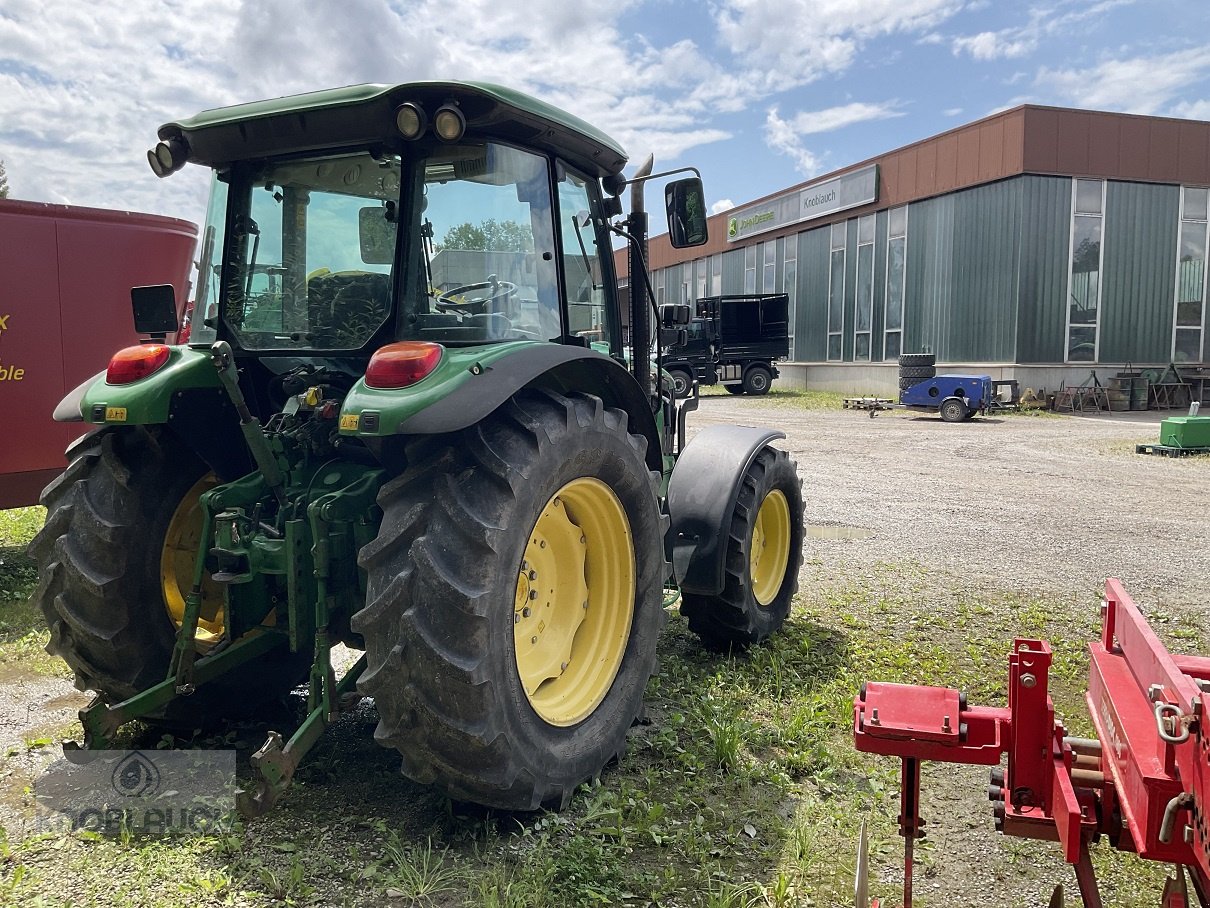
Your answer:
529;590;538;600
522;607;531;618
531;636;538;645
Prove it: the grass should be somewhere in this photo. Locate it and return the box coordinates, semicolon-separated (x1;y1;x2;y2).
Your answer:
0;507;63;676
1;508;1203;906
699;385;846;410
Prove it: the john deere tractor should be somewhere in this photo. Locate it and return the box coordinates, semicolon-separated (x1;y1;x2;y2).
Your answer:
30;82;804;813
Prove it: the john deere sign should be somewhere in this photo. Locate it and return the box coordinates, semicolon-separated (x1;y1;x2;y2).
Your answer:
726;164;878;243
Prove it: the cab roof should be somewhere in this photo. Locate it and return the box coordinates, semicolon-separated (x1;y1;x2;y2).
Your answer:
158;81;628;178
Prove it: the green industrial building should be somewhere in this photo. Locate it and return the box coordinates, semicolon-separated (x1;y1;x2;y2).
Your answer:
634;105;1210;397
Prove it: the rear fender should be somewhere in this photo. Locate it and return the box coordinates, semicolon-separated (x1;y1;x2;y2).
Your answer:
667;425;785;596
340;342;662;473
76;346;221;425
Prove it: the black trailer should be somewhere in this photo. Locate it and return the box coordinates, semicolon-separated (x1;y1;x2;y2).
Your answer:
664;293;790;396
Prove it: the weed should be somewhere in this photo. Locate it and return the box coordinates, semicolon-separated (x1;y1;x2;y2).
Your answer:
382;835;462;903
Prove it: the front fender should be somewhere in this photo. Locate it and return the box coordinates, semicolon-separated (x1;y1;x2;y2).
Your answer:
77;347;221;426
667;425;786;596
339;342;662;473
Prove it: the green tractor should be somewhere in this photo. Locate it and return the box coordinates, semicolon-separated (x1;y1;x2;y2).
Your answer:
30;82;804;813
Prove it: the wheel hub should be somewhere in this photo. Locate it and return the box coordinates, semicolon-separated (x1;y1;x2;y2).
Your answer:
750;489;791;607
513;478;634;726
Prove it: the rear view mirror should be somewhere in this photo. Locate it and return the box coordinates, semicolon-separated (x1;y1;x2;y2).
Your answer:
359;205;397;264
665;177;708;249
131;284;178;336
661;303;691;327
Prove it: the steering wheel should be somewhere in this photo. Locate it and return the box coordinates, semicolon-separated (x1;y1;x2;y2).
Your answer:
434;276;517;315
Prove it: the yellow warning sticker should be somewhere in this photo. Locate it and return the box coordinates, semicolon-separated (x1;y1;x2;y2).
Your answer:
105;407;128;422
339;414;359;431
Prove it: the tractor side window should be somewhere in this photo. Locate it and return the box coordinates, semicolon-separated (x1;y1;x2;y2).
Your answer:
417;142;560;343
556;164;611;351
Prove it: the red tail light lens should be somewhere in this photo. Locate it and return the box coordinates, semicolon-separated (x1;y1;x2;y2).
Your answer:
365;342;443;389
106;344;171;385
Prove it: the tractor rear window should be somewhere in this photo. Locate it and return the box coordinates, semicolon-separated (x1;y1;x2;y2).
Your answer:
222;152;399;350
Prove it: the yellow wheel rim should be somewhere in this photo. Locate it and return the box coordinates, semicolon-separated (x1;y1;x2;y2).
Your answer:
161;474;226;648
750;489;791;607
514;478;635;727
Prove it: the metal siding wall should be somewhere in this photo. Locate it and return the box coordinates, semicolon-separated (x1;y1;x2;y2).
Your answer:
795;227;830;361
872;209;888;360
1016;176;1071;362
1100;181;1178;363
843;218;858;360
948;181;1021;361
722;248;745;295
903;194;955;357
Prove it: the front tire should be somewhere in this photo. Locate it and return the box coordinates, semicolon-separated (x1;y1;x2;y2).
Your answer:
353;389;666;810
28;426;309;725
940;398;968;422
680;447;803;648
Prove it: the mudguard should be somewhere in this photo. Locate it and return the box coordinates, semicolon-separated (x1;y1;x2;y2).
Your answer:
667;425;785;596
389;344;663;474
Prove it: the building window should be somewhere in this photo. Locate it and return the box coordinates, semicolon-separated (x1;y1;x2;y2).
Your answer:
883;206;907;360
827;221;846;361
854;215;875;360
762;240;777;293
744;244;757;294
1066;179;1104;363
783;236;798;358
654;269;664;306
711;254;722;295
695;257;707;302
1175;186;1208;363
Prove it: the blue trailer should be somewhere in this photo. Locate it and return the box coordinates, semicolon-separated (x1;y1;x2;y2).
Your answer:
899;373;995;421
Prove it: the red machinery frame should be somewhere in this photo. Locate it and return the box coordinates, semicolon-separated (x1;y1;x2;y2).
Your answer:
853;579;1210;907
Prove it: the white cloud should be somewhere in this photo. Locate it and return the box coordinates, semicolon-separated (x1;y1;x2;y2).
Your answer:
711;198;734;215
953;30;1034;60
943;107;964;117
764;108;824;176
0;0;725;222
712;0;964;98
1036;47;1210;115
1171;99;1210;120
951;0;1138;62
763;99;904;174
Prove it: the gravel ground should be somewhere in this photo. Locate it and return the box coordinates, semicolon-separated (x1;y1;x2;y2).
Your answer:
690;399;1210;614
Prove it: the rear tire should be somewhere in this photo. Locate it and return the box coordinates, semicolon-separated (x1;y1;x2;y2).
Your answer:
28;426;310;726
742;366;772;396
353;389;666;810
680;448;803;649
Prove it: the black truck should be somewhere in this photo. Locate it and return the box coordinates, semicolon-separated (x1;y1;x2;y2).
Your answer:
664;293;790;397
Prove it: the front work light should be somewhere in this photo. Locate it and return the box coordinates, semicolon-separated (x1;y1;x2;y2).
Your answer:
364;341;444;389
106;344;171;384
433;104;466;142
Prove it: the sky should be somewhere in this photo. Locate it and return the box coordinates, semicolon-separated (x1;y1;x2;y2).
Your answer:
2;0;1210;233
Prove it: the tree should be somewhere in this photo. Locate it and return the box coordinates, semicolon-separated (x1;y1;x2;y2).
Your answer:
440;218;532;252
0;160;9;199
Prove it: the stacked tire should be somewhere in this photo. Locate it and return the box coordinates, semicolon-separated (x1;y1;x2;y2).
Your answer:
898;353;935;391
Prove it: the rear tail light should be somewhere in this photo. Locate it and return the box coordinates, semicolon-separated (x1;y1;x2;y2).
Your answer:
106;344;171;384
365;341;443;389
